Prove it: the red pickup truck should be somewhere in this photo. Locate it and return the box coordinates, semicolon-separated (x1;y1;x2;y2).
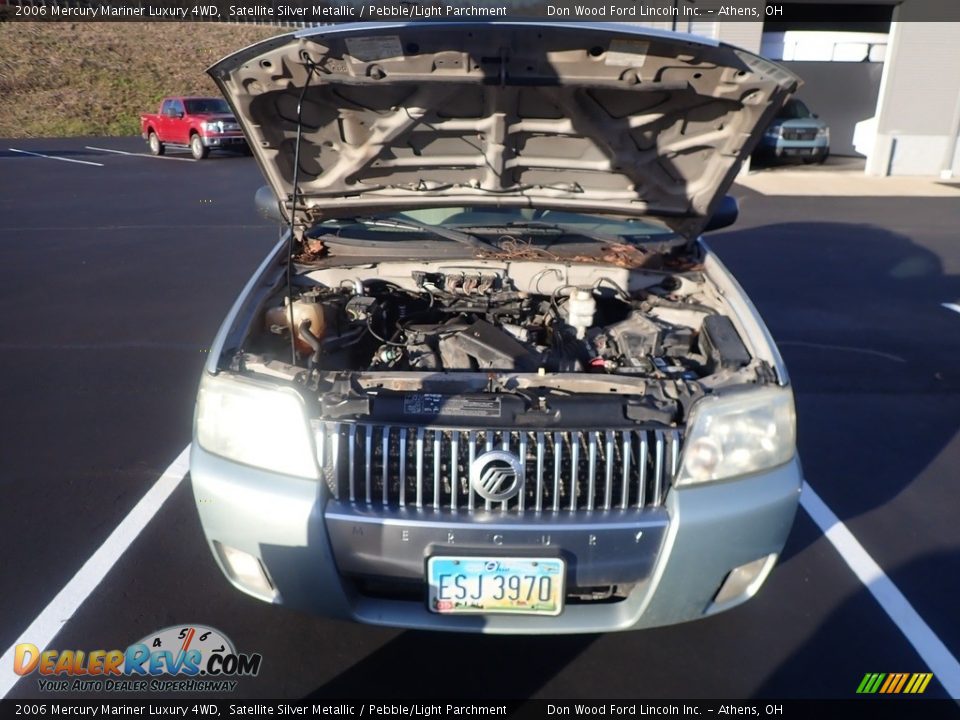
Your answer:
140;96;248;160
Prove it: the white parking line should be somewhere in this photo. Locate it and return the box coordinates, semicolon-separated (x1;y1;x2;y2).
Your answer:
8;148;104;167
85;145;197;163
0;445;191;699
942;303;960;315
801;482;960;698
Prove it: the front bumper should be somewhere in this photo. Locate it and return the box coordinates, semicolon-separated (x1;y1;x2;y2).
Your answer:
191;444;802;633
759;137;829;158
201;134;247;148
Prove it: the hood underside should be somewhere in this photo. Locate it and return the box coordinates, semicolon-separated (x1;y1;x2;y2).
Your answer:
209;22;799;238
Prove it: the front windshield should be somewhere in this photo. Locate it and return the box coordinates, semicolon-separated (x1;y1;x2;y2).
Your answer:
313;207;675;243
776;99;813;120
184;98;231;114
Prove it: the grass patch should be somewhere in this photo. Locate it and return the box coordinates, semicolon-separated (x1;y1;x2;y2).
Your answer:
0;22;284;138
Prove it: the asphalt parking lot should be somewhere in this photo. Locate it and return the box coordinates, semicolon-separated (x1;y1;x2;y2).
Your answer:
1;136;959;701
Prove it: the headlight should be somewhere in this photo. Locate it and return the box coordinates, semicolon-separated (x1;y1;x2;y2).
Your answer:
202;121;223;133
764;126;782;139
195;373;318;479
817;127;830;140
675;386;796;486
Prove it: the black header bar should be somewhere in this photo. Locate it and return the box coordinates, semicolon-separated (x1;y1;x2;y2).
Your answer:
3;0;960;22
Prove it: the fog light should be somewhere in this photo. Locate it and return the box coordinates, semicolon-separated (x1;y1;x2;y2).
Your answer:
707;554;778;614
218;542;276;600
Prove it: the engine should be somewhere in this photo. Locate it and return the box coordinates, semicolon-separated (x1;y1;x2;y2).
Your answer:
254;269;751;382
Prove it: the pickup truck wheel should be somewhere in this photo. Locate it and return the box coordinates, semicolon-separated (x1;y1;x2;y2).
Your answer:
148;132;165;156
190;134;209;160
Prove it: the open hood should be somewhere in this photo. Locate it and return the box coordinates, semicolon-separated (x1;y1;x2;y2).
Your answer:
209;22;799;239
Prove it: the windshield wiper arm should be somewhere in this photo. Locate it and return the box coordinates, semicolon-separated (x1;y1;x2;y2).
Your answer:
353;217;499;251
505;221;620;244
455;220;624;244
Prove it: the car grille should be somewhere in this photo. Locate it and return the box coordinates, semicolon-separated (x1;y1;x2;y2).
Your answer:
315;423;682;513
782;129;817;141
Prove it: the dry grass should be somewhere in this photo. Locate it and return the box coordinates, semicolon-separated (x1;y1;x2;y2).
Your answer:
0;22;284;138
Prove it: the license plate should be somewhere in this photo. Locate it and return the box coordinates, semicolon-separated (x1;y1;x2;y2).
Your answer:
427;556;565;616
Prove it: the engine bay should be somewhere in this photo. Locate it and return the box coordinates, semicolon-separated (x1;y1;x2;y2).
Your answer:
258;266;754;373
230;258;771;428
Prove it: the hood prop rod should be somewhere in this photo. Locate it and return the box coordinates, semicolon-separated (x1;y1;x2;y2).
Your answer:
286;59;317;365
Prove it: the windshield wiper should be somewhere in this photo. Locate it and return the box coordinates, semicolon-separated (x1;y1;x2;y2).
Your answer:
454;220;629;245
456;220;680;248
508;221;622;244
344;217;499;251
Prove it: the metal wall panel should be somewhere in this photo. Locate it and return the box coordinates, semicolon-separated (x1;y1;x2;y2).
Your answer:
867;19;960;175
877;22;960;135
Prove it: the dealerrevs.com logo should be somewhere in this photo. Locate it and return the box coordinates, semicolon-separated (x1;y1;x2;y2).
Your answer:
14;625;262;693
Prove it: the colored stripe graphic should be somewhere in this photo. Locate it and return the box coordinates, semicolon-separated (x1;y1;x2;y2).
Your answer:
883;673;904;693
858;672;932;694
893;673;910;693
856;673;886;694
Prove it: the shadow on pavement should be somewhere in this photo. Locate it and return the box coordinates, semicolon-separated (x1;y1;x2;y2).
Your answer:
306;631;598;699
756;547;956;699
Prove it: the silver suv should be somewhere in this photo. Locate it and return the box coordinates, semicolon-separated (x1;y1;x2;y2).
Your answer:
191;22;803;633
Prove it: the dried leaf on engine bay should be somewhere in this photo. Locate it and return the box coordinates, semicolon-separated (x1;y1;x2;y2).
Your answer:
295;237;328;262
475;237;562;262
568;242;654;269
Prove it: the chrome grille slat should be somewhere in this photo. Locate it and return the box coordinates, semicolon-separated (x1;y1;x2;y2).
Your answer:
320;422;681;514
415;428;425;508
500;431;510;511
348;424;357;503
485;432;494;453
320;423;340;500
450;431;459;510
467;431;476;511
569;437;579;512
670;430;681;477
636;432;648;508
653;430;665;506
518;432;527;512
398;428;407;507
587;433;597;511
317;423;326;470
604;431;615;510
552;432;562;513
535;431;545;513
364;425;373;505
433;431;442;510
485;430;493;511
620;432;632;509
381;426;390;506
330;423;340;501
